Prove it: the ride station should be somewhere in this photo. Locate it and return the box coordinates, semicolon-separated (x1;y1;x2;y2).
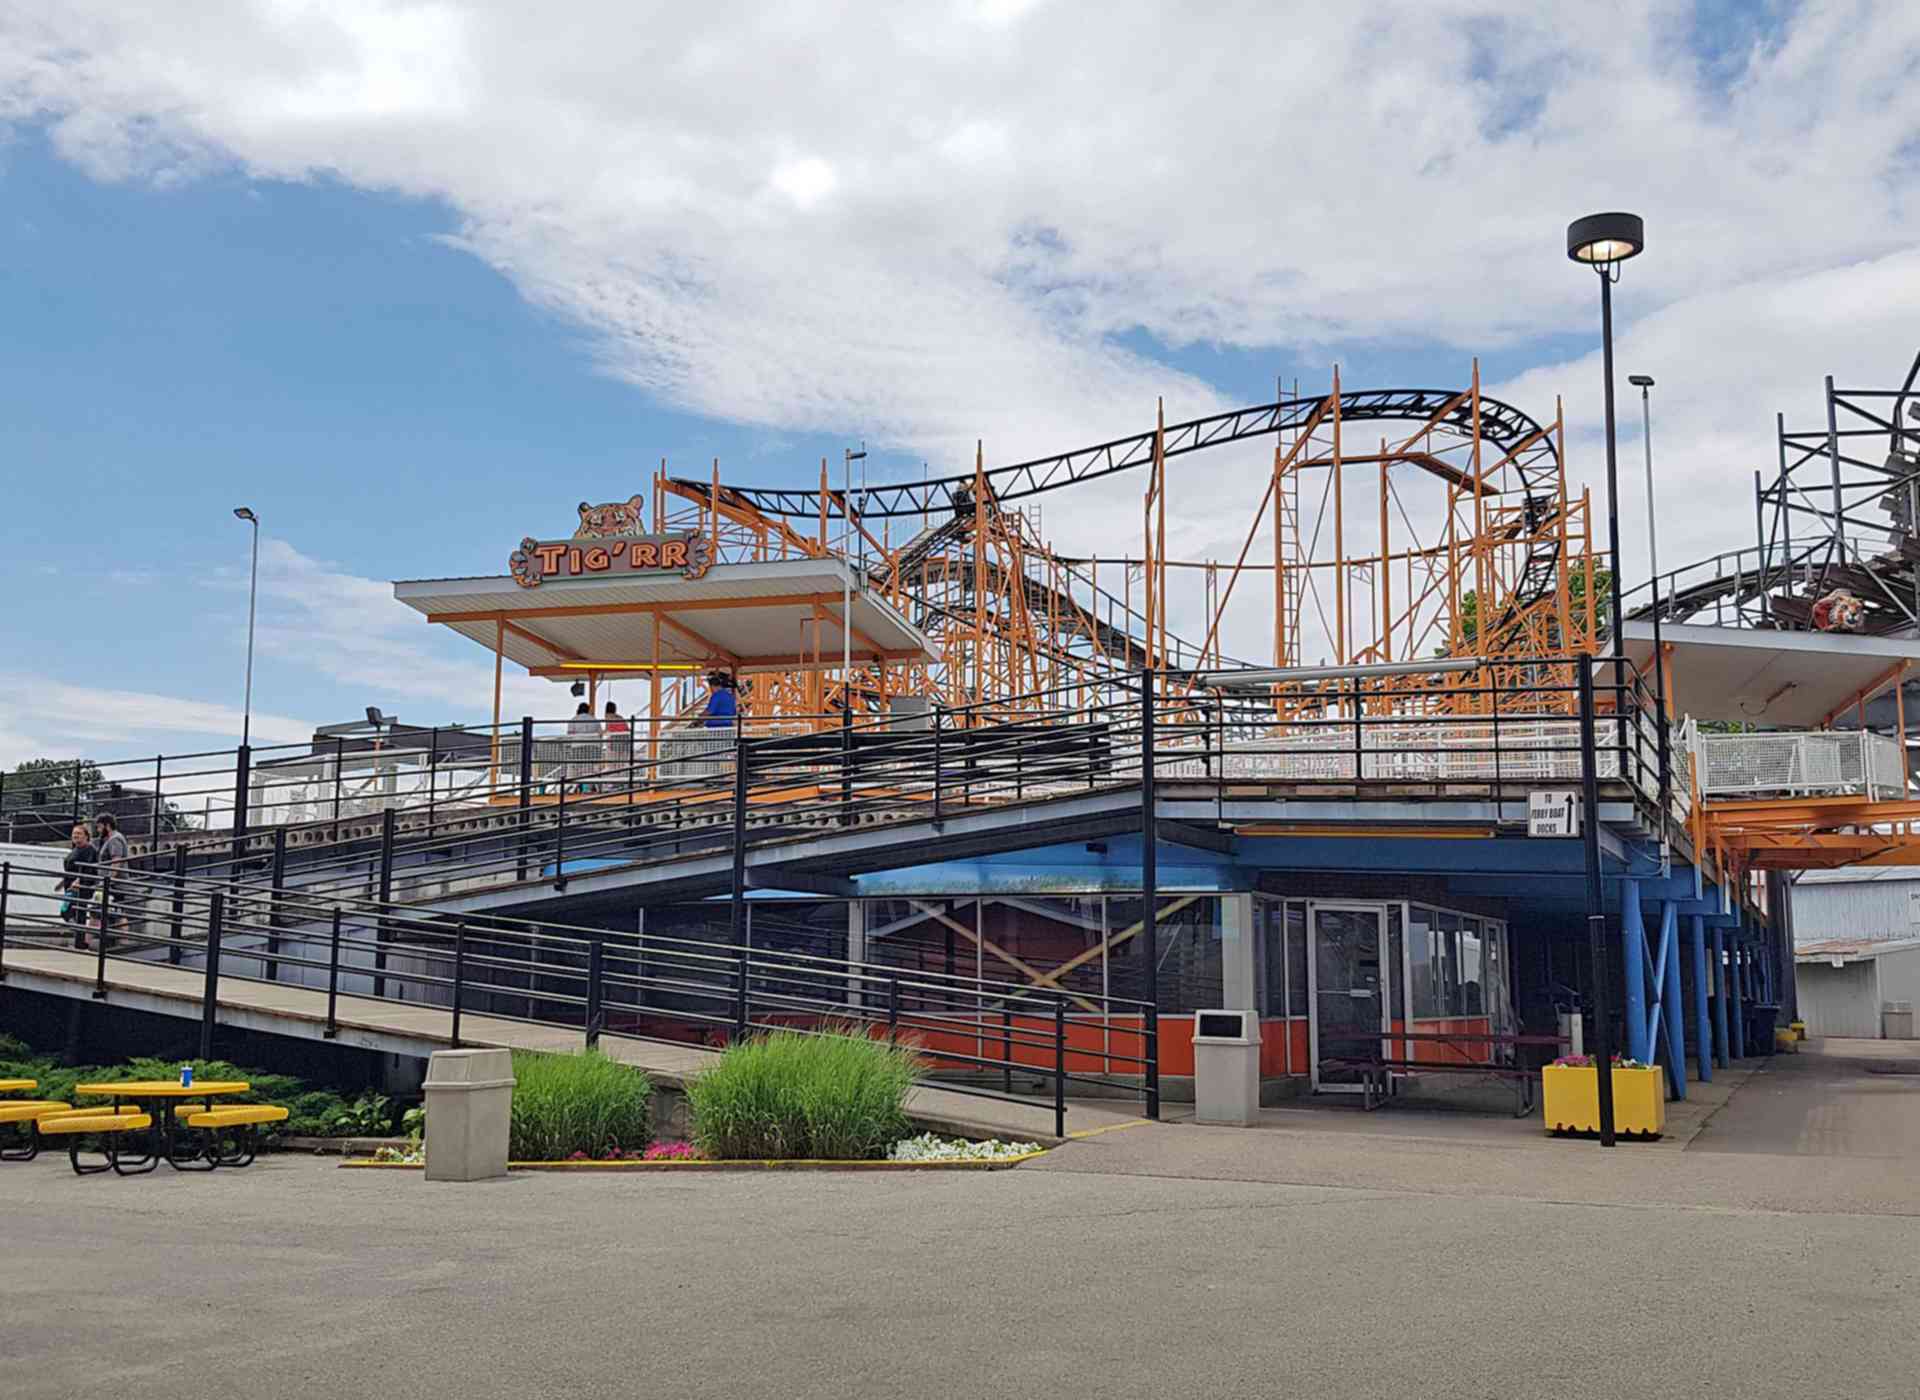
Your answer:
10;353;1920;1132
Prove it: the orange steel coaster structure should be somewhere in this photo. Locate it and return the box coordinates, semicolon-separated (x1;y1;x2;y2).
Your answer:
632;364;1600;727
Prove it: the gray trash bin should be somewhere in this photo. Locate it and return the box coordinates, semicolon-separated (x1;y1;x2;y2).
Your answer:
1884;1001;1916;1041
1192;1009;1261;1126
423;1048;516;1181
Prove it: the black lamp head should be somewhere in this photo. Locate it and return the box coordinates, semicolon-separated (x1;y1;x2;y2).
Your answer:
1567;212;1645;266
1628;374;1655;389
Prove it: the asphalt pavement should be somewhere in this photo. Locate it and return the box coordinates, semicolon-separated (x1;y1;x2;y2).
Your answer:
5;1042;1916;1400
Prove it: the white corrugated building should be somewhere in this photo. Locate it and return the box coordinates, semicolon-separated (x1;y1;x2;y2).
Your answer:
1794;937;1920;1039
1789;867;1920;945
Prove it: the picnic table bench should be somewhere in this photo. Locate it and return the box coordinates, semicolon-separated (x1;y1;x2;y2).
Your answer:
66;1080;253;1176
1319;1031;1570;1117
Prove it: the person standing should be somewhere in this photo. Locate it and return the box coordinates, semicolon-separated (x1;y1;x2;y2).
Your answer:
603;700;631;773
93;812;132;944
701;671;740;779
59;822;98;948
703;671;739;729
567;701;601;793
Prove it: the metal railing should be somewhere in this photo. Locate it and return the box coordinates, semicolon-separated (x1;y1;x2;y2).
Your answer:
1691;728;1905;801
0;715;826;854
12;658;1681;913
0;862;1159;1137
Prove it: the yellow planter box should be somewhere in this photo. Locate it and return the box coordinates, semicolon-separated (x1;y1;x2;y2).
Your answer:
1541;1064;1665;1139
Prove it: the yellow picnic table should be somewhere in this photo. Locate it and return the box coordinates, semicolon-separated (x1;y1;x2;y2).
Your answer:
75;1080;250;1099
74;1082;251;1170
0;1079;37;1094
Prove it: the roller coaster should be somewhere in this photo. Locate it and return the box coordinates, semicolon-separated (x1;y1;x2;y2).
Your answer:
1626;349;1920;639
639;365;1600;723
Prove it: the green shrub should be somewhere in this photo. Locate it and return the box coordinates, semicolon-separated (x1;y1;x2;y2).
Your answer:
687;1029;919;1161
507;1050;651;1160
0;1042;377;1139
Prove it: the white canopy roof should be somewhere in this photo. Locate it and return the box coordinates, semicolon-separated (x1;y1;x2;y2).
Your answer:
1621;620;1920;727
393;557;934;679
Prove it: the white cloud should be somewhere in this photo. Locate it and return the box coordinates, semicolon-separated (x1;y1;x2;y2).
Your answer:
1;536;579;769
1494;247;1920;589
10;3;1916;468
769;156;837;208
4;1;1919;686
0;674;312;769
226;537;556;722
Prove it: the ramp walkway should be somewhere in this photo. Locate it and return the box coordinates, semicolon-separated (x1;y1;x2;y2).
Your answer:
0;860;1157;1142
97;663;1678;926
0;945;1140;1144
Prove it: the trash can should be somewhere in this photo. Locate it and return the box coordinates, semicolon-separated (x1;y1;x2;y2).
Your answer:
1883;1001;1916;1041
1745;1004;1780;1057
1191;1009;1261;1127
422;1047;516;1181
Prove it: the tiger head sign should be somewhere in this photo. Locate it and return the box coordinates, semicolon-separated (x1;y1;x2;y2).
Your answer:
509;495;716;588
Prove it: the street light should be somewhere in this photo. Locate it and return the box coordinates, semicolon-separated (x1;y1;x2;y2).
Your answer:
842;445;867;705
1566;210;1644;1150
1629;373;1669;801
1566;211;1644;655
233;507;259;748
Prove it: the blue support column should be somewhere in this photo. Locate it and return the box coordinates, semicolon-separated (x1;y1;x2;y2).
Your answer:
1620;880;1651;1063
1660;902;1685;1099
1711;924;1729;1068
1690;914;1712;1084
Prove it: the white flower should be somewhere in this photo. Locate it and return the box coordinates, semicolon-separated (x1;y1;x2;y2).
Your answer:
887;1133;1041;1162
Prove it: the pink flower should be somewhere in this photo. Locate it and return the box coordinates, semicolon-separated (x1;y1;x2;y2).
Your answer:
641;1139;701;1161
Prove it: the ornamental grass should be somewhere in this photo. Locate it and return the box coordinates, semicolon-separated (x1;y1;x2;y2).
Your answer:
687;1028;919;1161
507;1050;652;1161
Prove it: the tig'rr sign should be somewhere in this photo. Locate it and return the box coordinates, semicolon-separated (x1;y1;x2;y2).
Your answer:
510;532;715;589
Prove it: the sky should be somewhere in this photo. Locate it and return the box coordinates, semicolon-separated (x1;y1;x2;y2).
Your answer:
3;0;1919;767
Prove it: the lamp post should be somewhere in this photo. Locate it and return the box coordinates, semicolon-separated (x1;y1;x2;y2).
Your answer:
1630;373;1669;804
233;507;260;748
842;445;866;704
1566;211;1644;1149
1567;212;1644;655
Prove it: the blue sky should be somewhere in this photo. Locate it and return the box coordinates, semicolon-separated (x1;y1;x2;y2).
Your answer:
0;137;862;755
2;2;1916;767
0;133;1582;763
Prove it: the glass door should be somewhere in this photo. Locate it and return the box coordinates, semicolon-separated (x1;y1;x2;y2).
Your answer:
1307;902;1390;1093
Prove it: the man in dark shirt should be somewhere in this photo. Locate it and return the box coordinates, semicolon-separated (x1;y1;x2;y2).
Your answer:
93;813;132;942
59;822;98;948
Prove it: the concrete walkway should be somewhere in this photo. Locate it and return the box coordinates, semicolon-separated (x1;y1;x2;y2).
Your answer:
1688;1036;1920;1157
1;944;1146;1144
4;1040;1918;1400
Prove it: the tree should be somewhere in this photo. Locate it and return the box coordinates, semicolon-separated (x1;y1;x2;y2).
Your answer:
1;756;196;832
1445;562;1613;654
0;758;103;814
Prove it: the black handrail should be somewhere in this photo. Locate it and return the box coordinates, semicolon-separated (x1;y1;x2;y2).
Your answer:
1;859;1157;1137
46;659;1670;921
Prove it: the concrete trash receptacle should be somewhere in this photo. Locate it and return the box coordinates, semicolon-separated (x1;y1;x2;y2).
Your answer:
1883;1001;1916;1041
423;1048;516;1181
1192;1009;1261;1127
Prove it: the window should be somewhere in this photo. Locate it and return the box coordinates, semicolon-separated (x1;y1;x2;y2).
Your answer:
1287;903;1308;1016
1435;910;1462;1016
1106;896;1222;1013
1409;905;1438;1018
1458;917;1484;1016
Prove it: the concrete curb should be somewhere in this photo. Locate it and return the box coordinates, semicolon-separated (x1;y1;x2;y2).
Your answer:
338;1150;1047;1173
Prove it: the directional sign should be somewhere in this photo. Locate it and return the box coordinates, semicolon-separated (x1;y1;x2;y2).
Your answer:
1528;789;1581;838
